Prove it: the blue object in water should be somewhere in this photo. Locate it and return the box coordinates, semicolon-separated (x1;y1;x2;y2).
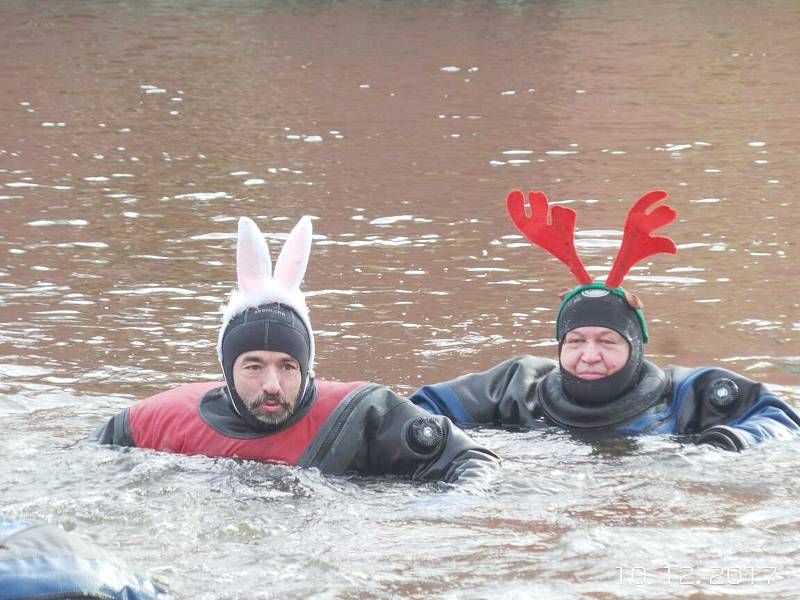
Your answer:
0;520;168;600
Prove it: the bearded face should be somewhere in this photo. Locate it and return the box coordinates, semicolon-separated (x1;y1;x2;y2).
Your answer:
245;391;296;426
232;350;302;426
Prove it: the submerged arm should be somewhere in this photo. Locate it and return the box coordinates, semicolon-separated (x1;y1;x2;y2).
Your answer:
92;409;136;447
684;369;800;451
696;396;800;451
324;385;502;489
410;356;557;427
368;393;502;488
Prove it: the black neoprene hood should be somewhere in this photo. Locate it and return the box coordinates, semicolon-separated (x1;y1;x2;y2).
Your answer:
221;303;311;376
557;285;646;344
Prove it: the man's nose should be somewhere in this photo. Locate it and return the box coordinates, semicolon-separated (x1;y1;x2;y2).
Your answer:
260;367;281;395
581;342;601;362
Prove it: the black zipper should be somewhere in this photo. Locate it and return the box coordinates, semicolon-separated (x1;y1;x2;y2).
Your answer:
306;383;379;469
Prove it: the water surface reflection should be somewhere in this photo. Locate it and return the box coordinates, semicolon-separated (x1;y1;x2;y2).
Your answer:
1;0;799;598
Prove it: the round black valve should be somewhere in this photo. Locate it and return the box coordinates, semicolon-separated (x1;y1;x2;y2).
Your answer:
705;378;741;410
406;417;444;454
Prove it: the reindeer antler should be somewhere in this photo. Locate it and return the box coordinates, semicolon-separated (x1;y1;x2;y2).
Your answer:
605;190;677;288
506;190;592;285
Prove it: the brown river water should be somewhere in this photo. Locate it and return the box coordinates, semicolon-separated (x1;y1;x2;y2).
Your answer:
1;1;799;598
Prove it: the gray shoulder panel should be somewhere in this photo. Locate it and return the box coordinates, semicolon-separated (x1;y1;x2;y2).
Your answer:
296;383;379;470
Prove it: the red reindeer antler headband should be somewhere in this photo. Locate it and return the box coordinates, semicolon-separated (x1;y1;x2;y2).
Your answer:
506;189;678;288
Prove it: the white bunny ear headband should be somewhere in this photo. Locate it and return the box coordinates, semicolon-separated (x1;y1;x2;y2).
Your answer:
216;215;315;374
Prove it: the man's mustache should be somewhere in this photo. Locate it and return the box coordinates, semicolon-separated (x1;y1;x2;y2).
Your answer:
250;392;291;411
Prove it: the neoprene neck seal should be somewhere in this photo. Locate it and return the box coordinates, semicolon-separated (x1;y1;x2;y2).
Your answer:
540;362;667;428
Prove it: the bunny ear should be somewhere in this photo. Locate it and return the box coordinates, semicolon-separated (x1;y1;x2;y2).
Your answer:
236;217;272;295
274;215;312;291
